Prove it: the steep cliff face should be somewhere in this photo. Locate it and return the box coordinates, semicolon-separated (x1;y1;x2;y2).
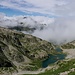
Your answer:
0;27;56;73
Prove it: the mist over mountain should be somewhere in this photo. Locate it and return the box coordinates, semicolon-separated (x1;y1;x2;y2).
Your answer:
0;13;75;45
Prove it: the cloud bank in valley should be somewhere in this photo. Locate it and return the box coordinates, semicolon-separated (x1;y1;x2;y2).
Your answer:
34;0;75;44
33;17;75;44
0;13;75;45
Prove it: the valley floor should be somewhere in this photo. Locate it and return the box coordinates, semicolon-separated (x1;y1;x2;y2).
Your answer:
12;48;75;75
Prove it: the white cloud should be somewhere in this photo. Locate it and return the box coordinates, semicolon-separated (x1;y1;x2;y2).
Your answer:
0;0;66;16
54;0;75;17
0;0;74;17
0;12;5;20
0;13;54;28
31;16;54;24
0;13;75;45
32;17;75;44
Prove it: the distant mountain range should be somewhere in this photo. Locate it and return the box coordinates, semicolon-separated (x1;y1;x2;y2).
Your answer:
0;16;48;34
7;17;47;33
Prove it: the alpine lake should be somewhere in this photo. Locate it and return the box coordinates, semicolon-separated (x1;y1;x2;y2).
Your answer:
42;48;66;68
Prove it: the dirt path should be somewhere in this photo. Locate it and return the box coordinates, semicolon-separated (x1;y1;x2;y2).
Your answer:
12;66;55;75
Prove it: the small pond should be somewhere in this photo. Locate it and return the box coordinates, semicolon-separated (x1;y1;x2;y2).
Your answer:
42;48;66;68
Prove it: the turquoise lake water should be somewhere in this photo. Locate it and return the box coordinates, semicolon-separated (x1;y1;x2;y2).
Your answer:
42;48;66;68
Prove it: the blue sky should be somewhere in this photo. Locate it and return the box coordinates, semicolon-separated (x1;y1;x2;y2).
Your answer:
0;0;59;17
0;7;26;16
0;7;55;18
0;0;75;17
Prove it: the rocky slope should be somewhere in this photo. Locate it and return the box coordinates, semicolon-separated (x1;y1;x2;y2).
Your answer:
60;40;75;60
0;27;56;74
61;40;75;49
